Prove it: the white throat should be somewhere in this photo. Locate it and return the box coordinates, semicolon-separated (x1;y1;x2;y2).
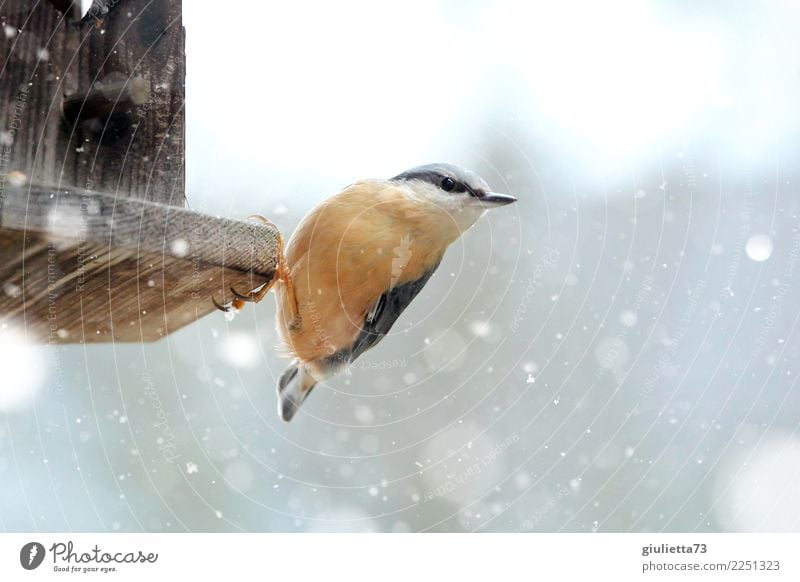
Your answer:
404;181;486;234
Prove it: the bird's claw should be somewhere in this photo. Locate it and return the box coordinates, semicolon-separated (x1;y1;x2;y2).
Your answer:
212;295;236;313
211;285;262;313
209;215;287;316
230;286;256;302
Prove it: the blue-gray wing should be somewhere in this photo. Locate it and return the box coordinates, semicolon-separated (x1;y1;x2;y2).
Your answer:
346;264;440;363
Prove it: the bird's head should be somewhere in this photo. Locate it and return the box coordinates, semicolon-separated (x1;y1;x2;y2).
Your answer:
391;163;516;232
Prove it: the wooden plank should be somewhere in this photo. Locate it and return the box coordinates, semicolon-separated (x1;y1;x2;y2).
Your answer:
0;183;279;343
0;0;185;204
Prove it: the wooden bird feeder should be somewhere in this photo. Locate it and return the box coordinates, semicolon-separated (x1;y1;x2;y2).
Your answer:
0;0;278;343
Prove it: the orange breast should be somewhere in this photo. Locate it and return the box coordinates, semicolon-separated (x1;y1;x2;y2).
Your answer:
274;181;454;364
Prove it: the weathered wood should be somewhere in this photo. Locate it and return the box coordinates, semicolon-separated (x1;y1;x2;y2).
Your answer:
62;75;151;126
0;183;279;342
0;1;281;344
0;0;185;204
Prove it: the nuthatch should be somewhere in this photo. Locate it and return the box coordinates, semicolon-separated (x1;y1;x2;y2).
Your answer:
214;163;516;421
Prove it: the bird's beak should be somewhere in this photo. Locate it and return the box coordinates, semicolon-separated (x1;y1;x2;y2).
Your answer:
477;192;517;207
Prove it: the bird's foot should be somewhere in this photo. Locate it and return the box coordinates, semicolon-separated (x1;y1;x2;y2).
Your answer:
211;215;292;315
212;280;272;313
212;295;245;313
230;282;270;303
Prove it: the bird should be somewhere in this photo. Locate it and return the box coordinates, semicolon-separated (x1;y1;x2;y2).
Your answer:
213;163;517;421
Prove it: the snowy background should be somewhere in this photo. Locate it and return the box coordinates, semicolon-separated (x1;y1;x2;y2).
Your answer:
2;0;800;532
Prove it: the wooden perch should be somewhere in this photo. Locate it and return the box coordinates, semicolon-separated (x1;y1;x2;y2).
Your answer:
0;183;279;342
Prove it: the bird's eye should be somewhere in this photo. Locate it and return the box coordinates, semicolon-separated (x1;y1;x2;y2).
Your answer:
441;177;456;192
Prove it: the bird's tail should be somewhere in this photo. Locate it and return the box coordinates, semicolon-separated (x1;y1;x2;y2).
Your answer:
277;359;318;422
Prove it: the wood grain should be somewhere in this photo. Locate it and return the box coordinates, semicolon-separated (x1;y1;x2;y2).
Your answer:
0;0;185;204
0;184;279;343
